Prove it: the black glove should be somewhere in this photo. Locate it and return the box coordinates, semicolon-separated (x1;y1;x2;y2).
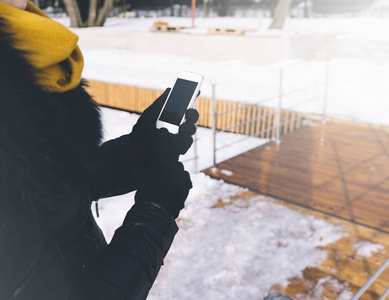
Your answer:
134;160;192;218
131;89;198;218
131;88;199;164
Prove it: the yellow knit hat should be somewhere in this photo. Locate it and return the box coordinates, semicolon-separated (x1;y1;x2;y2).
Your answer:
0;1;84;93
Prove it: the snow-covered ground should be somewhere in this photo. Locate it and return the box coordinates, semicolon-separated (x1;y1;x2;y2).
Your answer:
95;108;349;298
57;15;389;127
82;49;389;126
94;106;383;299
93;169;354;299
148;175;348;300
71;14;389;299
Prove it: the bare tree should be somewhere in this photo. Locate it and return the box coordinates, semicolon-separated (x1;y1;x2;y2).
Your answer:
63;0;115;27
203;0;212;17
269;0;312;29
303;0;311;18
217;0;230;16
269;0;292;29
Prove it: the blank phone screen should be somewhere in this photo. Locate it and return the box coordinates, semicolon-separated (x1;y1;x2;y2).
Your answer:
159;78;198;125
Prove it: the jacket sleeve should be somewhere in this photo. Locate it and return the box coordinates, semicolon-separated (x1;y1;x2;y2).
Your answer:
80;201;178;300
89;134;140;200
1;194;178;300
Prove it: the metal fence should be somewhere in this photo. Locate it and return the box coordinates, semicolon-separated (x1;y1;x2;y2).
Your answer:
210;62;330;171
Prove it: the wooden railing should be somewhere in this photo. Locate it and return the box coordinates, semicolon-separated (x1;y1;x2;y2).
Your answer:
85;80;303;139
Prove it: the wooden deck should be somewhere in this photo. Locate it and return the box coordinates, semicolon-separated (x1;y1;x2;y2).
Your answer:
203;120;389;233
203;119;389;298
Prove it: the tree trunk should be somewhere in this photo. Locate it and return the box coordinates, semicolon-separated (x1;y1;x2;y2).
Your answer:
269;0;292;29
170;0;174;17
178;5;182;17
63;0;83;27
122;0;127;16
218;0;230;16
304;0;311;18
63;0;114;27
96;0;115;26
87;0;97;27
203;0;212;17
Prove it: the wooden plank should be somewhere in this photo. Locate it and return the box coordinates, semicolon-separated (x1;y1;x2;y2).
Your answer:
216;101;222;130
197;97;208;127
272;108;278;138
232;103;239;133
236;104;243;134
226;102;233;134
246;105;254;135
207;27;244;35
283;111;289;135
203;120;389;232
242;106;249;135
203;97;211;128
242;105;248;134
151;25;182;32
220;101;227;131
260;108;268;138
87;80;304;137
207;27;256;35
89;80;109;106
255;106;262;136
266;108;275;138
288;112;296;133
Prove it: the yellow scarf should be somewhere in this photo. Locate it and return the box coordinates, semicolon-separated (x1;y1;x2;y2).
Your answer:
0;1;84;92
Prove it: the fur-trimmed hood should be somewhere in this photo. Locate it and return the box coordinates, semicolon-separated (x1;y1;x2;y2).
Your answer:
0;19;102;212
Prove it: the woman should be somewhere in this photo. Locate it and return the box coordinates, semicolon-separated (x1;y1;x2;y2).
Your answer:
0;1;198;299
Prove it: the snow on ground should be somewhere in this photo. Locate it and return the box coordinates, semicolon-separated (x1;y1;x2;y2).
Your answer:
83;48;389;126
294;276;353;300
69;15;389;126
53;14;389;41
93;162;350;300
52;15;389;126
354;241;385;258
94;107;353;299
147;174;348;300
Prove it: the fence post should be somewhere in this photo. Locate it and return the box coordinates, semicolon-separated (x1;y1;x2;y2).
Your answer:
275;69;283;144
352;257;389;300
322;60;330;124
211;84;218;172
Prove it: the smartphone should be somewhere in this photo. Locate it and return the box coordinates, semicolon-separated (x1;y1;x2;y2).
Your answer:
156;71;204;134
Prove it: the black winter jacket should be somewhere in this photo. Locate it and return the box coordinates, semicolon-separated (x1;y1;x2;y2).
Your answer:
0;21;178;300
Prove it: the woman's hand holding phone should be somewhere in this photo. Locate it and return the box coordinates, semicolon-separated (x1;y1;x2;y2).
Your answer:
157;71;203;134
131;88;199;161
128;88;200;218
